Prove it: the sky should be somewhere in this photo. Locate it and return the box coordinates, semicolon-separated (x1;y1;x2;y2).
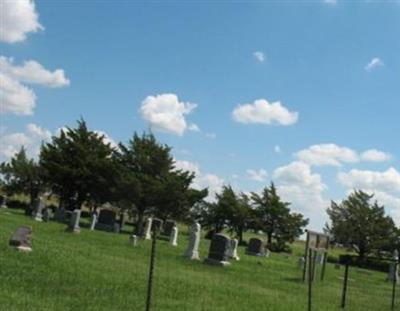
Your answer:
1;0;400;230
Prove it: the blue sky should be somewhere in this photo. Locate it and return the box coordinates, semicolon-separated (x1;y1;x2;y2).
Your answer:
1;0;399;230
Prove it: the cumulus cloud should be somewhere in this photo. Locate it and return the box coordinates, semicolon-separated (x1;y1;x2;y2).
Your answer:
232;99;298;126
188;123;200;132
295;144;390;166
253;51;265;63
174;159;224;200
94;130;119;150
337;167;400;194
246;169;268;182
0;123;51;160
272;161;328;229
140;93;197;136
295;144;359;166
338;168;400;224
0;0;43;43
361;149;391;162
365;57;384;72
0;56;70;115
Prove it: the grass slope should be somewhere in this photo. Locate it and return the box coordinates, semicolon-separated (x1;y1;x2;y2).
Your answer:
0;208;394;311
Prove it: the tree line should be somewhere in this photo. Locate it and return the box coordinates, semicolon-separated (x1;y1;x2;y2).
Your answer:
1;119;398;258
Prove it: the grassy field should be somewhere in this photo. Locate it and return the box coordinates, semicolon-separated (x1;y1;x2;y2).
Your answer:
0;208;395;311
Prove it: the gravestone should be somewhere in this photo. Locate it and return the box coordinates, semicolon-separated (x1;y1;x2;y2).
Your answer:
32;197;45;222
169;226;178;247
144;217;153;240
95;209;120;233
184;222;201;260
42;208;52;222
162;220;176;237
227;238;240;261
118;213;125;231
90;212;98;230
68;209;81;233
9;226;32;252
316;252;325;265
246;238;267;257
204;233;231;266
151;218;163;233
388;250;399;283
129;234;137;247
298;257;306;269
0;195;7;208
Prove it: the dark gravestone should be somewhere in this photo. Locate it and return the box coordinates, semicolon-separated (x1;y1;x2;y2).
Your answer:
204;233;231;266
162;220;176;236
246;238;266;256
0;195;7;208
151;218;163;233
95;209;120;233
9;226;33;252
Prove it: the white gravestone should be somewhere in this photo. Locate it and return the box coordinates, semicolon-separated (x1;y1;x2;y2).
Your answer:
227;238;240;261
298;257;306;270
388;250;399;283
184;222;201;260
170;226;178;247
129;234;137;247
90;213;98;231
69;209;81;233
33;197;45;222
144;217;153;240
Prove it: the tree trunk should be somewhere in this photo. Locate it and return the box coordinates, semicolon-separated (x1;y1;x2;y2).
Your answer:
136;210;145;236
267;231;273;248
237;226;244;244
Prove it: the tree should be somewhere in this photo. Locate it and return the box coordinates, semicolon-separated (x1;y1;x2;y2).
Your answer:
198;186;252;244
327;190;397;261
251;182;308;251
116;132;206;235
40;119;118;210
0;147;43;208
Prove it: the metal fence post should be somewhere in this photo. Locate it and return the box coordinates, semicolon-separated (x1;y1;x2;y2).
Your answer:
308;249;313;311
341;262;349;309
145;229;158;311
392;261;398;310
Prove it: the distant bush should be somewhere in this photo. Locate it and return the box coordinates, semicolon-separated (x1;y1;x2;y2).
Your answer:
332;254;391;272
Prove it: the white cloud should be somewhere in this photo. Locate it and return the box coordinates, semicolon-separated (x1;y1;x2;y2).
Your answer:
324;0;337;5
140;93;197;136
338;168;400;224
94;130;119;150
295;144;359;166
0;123;51;160
232;99;298;126
365;57;384;72
273;161;328;229
253;51;265;63
205;133;216;139
188;123;200;132
246;169;268;182
0;56;70;115
0;0;43;43
361;149;391;162
295;144;391;166
274;145;281;153
174;159;223;201
337;167;400;194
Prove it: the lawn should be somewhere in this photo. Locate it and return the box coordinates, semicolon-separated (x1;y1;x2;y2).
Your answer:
0;208;395;311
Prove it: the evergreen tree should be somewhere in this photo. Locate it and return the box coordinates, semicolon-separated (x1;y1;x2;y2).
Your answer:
0;147;43;207
327;190;397;261
251;182;308;251
40;119;118;210
116;132;206;235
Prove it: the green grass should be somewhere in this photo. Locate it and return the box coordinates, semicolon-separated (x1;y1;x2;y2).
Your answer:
0;208;395;310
